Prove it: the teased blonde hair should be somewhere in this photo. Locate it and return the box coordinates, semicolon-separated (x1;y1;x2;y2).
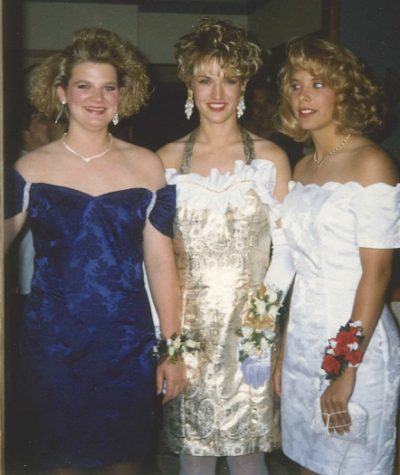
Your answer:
29;28;151;122
277;36;385;142
175;18;262;85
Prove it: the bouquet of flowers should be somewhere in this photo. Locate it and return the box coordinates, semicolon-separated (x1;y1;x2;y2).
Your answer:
237;284;283;388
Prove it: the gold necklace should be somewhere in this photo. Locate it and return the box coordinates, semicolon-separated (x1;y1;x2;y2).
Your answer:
313;133;351;168
62;133;113;163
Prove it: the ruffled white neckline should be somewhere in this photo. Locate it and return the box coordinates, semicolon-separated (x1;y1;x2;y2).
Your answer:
167;158;280;219
289;180;400;193
166;158;276;189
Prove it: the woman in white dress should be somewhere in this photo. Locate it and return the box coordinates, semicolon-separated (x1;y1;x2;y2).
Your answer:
157;18;293;475
273;37;400;475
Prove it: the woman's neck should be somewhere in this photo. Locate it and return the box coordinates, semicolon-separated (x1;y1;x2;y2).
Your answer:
196;120;242;147
63;126;111;153
311;128;348;158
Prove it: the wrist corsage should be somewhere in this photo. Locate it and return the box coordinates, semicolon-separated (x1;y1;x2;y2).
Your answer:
154;332;200;364
236;284;283;388
322;319;365;380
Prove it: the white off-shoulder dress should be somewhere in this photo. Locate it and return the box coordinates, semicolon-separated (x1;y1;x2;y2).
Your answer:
281;181;400;475
163;130;282;456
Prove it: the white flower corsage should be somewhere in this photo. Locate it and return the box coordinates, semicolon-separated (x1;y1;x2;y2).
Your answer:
153;332;200;364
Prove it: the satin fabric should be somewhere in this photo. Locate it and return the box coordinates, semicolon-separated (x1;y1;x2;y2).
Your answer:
281;181;400;475
164;159;281;456
8;170;176;469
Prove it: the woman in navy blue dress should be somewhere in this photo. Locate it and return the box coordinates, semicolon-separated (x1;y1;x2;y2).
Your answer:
5;28;185;474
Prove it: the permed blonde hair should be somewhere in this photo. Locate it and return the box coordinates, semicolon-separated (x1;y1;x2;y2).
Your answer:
29;28;151;122
277;36;385;142
175;18;262;85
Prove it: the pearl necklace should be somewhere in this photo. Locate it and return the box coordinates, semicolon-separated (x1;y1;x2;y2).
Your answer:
313;134;351;168
62;133;113;163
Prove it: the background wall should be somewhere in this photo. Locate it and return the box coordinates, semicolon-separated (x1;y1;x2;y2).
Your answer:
340;0;400;80
249;0;322;50
22;1;140;49
21;0;323;66
138;12;247;64
340;0;400;165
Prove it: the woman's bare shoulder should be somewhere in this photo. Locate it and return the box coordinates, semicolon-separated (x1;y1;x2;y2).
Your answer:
114;139;166;187
251;133;291;178
292;154;312;181
156;133;192;169
350;139;398;186
15;141;61;181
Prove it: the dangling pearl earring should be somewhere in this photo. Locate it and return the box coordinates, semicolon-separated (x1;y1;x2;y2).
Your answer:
236;91;246;119
112;112;119;126
184;89;194;120
55;100;66;124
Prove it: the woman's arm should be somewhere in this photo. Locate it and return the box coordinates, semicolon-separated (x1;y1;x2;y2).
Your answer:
320;143;398;433
272;313;289;397
4;212;27;251
156;138;187;171
143;222;185;404
320;247;393;433
254;139;295;395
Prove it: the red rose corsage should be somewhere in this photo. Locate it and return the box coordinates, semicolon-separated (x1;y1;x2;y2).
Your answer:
322;319;365;380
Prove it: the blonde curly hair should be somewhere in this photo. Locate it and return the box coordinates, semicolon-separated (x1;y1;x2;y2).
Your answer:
277;36;385;142
175;18;262;85
29;28;151;122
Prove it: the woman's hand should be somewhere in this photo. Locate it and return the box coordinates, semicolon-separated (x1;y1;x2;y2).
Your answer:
156;359;186;404
320;367;357;434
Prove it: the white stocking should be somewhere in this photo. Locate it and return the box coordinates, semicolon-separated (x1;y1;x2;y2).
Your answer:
179;454;217;475
226;453;269;475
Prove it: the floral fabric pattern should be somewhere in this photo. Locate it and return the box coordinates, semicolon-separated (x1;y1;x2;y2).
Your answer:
164;159;281;456
9;170;176;469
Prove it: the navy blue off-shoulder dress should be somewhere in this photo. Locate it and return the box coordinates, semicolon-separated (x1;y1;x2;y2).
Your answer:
6;169;176;469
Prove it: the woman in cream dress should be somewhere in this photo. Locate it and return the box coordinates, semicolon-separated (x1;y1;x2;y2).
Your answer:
273;37;400;475
157;19;293;475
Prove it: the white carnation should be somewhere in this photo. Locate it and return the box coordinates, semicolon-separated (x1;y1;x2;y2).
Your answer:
254;298;266;316
263;329;275;341
260;337;271;350
243;341;257;356
172;337;182;350
268;305;279;319
267;289;278;304
241;326;254;339
186;339;200;349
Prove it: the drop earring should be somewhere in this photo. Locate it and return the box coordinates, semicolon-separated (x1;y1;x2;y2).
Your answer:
236;91;245;119
55;100;66;124
184;89;194;120
112;112;119;126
